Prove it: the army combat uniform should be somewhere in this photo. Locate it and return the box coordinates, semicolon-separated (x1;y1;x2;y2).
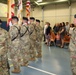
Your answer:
20;23;30;66
35;24;43;58
9;24;21;73
29;22;36;60
0;27;10;75
69;27;76;75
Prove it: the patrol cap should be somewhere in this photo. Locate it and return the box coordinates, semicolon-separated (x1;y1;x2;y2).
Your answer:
0;19;2;23
23;17;28;21
12;16;19;21
36;19;40;23
30;17;35;20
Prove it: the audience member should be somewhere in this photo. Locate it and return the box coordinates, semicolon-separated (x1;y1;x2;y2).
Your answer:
53;23;60;34
55;32;61;47
65;22;70;33
45;22;51;45
69;23;75;36
59;22;66;48
44;21;72;48
44;22;49;42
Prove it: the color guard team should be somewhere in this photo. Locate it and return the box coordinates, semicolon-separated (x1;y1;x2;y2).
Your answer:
0;15;76;75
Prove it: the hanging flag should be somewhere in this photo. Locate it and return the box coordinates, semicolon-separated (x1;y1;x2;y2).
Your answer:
7;0;15;27
26;0;31;23
17;0;23;25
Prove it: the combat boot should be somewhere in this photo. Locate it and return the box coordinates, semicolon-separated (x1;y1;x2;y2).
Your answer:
21;61;29;67
12;68;21;73
36;53;42;58
30;57;36;61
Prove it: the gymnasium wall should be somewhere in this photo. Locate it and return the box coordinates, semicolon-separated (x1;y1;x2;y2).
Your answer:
0;3;7;21
31;2;76;27
0;2;76;28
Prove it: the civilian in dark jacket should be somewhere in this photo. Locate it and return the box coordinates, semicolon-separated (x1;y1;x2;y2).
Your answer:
53;23;60;34
45;22;51;45
59;22;66;48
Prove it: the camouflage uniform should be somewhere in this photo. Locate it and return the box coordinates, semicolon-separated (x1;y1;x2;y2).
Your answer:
35;24;43;58
0;27;10;75
9;24;21;73
20;23;30;66
29;22;36;60
69;27;76;75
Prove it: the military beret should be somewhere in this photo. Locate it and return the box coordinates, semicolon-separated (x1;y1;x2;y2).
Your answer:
0;19;2;23
36;19;40;23
74;14;76;18
30;17;35;20
12;16;19;21
23;17;28;21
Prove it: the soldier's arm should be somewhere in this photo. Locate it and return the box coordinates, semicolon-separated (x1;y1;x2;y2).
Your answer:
5;31;11;52
29;25;34;34
71;34;76;46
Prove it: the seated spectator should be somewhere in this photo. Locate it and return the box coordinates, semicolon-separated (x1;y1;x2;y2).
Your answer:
69;23;74;36
50;31;55;46
55;32;61;47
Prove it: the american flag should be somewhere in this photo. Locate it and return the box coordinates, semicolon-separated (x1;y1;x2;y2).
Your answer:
26;0;31;23
7;0;15;27
17;0;23;25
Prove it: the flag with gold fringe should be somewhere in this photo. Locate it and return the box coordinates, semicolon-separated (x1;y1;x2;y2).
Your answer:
7;0;15;27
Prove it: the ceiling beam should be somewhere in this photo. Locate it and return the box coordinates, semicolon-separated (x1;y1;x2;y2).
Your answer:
35;0;68;6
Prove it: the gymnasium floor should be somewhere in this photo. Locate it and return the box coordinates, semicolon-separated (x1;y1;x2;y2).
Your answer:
9;43;72;75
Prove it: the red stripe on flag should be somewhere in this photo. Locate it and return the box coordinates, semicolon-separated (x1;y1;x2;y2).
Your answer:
11;4;15;8
7;18;12;27
11;12;14;17
26;8;30;13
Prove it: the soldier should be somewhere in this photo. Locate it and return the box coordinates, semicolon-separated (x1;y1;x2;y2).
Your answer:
9;16;21;73
0;19;10;75
20;17;30;66
29;17;36;61
35;19;43;58
69;15;76;75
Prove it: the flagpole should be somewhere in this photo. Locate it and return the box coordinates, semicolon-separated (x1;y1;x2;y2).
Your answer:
7;0;11;26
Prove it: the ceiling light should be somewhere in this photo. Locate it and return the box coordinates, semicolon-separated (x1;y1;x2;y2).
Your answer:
37;0;42;3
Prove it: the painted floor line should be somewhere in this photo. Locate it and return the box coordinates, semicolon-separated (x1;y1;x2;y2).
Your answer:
28;66;56;75
10;64;56;75
9;58;56;75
